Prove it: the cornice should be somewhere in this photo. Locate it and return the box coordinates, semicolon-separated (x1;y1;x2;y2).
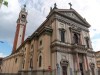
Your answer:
3;52;23;61
51;41;88;54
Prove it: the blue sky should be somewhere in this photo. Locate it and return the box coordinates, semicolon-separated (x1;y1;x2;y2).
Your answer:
0;0;100;57
0;41;12;57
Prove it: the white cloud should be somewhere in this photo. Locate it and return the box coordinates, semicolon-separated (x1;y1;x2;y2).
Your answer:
92;38;100;51
0;53;7;57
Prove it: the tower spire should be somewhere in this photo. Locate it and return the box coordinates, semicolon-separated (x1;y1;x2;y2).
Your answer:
12;5;28;53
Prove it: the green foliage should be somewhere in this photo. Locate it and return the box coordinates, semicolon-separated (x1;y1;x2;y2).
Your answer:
3;0;8;7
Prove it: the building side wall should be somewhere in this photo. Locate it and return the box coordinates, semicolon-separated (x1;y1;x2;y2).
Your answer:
51;20;57;42
2;55;21;73
24;43;30;70
43;33;51;70
33;39;38;70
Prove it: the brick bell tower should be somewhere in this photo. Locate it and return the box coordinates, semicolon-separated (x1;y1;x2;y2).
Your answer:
12;5;27;53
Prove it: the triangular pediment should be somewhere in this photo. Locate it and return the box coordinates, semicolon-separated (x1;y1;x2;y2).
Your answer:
54;9;90;27
60;11;85;23
67;12;83;22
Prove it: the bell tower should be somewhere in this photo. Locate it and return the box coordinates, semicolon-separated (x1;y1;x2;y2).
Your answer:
12;5;27;53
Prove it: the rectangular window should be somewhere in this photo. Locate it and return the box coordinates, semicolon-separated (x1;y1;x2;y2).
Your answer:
85;37;90;48
60;30;65;42
86;39;89;48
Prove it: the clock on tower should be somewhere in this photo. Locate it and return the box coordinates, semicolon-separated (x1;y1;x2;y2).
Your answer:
21;14;26;21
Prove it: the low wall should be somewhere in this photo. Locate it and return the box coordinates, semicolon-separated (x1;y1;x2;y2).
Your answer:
19;70;56;75
0;73;21;75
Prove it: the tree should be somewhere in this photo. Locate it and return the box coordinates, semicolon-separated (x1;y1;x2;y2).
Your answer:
0;0;8;8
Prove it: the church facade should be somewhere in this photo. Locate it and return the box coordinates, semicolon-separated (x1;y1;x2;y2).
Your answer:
1;4;97;75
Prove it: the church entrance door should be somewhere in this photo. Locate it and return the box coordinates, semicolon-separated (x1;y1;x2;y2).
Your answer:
91;68;95;75
79;63;84;75
60;59;69;75
62;66;67;75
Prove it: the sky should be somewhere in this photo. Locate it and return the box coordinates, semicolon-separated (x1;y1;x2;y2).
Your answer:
0;0;100;57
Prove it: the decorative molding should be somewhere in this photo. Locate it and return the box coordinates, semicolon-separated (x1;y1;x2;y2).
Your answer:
69;26;81;33
60;59;69;67
51;41;88;54
55;14;89;32
90;63;95;68
84;36;89;40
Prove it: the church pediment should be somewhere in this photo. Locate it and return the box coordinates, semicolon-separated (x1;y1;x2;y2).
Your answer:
60;12;85;23
64;12;83;22
54;9;90;27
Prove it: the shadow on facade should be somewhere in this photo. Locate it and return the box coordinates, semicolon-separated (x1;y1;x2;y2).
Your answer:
0;70;56;75
0;69;99;75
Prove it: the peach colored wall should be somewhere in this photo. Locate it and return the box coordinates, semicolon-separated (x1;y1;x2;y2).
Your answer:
33;39;38;70
43;33;51;70
2;54;22;73
24;43;30;70
51;20;56;42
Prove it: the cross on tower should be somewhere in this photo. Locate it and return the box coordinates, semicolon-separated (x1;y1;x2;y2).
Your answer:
68;2;72;9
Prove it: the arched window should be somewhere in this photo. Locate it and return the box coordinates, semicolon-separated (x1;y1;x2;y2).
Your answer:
73;33;80;44
74;33;78;44
22;60;25;69
39;56;42;67
30;58;33;69
15;58;17;63
40;40;42;46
